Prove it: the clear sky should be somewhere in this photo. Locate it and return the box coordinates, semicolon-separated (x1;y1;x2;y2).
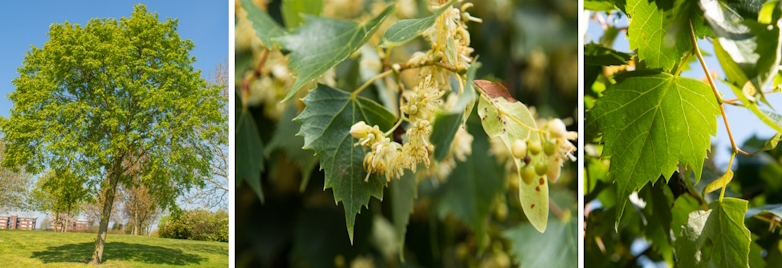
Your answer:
0;0;227;229
585;17;782;167
0;0;228;119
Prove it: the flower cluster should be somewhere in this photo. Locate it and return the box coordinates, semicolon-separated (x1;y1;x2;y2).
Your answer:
352;1;480;182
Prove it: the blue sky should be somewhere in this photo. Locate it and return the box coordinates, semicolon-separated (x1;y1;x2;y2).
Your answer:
585;17;782;167
0;0;228;119
0;0;227;228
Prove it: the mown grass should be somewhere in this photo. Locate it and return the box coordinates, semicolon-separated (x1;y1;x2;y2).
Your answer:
0;229;227;267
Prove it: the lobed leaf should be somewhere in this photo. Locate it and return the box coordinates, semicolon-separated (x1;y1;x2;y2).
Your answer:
294;84;396;243
276;5;395;102
626;0;693;71
675;198;751;268
587;71;720;222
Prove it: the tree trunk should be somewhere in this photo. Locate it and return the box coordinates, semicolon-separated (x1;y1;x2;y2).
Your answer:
66;203;71;233
90;167;121;264
54;211;59;232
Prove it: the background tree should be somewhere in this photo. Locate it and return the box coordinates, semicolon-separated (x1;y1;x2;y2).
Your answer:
28;169;87;232
119;177;161;236
0;5;224;264
0;138;32;212
181;57;229;209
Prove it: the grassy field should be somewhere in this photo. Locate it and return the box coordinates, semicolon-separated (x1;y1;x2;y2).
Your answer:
0;229;228;267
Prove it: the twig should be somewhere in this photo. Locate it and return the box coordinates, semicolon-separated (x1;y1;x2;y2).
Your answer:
723;90;780;105
241;49;270;107
352;70;394;97
689;21;738;155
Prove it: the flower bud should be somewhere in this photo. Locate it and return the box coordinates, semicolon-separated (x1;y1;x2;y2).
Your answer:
456;64;468;75
547;157;563;183
548;118;567;139
433;51;444;62
350;121;369;138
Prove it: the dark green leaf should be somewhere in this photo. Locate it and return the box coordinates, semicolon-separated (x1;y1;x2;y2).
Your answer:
389;172;417;261
265;107;318;191
236;99;265;202
239;0;287;48
277;5;395;101
295;84;396;243
505;210;577;267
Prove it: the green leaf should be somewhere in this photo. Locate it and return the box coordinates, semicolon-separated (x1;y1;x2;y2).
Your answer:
430;60;480;161
626;0;693;71
437;117;505;249
277;5;395;102
701;170;734;197
265;107;318;192
239;0;287;48
389;172;417;261
236;94;265;202
477;82;548;232
721;78;782;132
378;0;456;47
675;198;751;268
671;194;701;236
504;210;577;267
430;112;463;161
587;71;720;222
295;84;396;243
584;43;633;66
281;0;323;29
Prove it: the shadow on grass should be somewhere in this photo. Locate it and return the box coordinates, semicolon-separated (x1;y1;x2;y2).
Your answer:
30;241;205;265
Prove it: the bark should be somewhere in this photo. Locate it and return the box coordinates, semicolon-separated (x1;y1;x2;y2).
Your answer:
90;163;121;265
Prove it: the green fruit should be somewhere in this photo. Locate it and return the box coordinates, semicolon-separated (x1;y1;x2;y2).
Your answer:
511;140;527;159
543;141;556;156
535;161;548;176
528;141;542;155
521;164;535;184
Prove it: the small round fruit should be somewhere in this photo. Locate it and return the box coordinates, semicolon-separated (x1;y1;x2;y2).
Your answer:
548;118;567;138
528;141;542;155
456;64;468;75
511;140;527;159
521;165;535;184
535;161;548;176
543;140;557;156
523;155;531;165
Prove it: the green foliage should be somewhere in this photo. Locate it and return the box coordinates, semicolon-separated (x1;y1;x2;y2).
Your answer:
588;71;720;220
276;6;395;101
379;0;456;48
281;0;323;29
236;92;265;201
675;198;751;267
158;209;229;242
504;192;576;267
586;1;782;266
239;0;287;47
295;84;396;243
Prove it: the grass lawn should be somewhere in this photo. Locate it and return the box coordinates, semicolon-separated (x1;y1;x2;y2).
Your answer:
0;229;228;267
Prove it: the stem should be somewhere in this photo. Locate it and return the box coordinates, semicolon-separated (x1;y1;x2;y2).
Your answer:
457;73;464;94
241;49;270;107
436;13;444;52
352;70;394;97
385;115;406;137
723;90;779;104
690;20;739;154
673;52;690;77
719;152;735;202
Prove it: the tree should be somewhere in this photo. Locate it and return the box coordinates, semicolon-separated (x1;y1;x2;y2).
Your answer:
119;176;161;236
0;5;224;264
28;169;87;232
0;139;32;212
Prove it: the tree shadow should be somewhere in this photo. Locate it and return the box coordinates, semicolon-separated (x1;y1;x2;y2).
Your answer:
30;241;205;265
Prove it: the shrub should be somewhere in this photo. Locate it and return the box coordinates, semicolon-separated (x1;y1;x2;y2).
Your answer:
157;209;227;242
